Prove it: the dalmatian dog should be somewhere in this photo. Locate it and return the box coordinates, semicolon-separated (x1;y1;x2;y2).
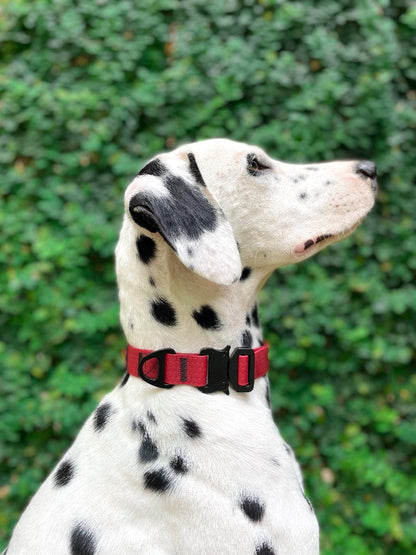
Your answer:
6;139;377;555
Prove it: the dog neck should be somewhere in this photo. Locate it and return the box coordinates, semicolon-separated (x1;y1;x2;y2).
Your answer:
116;222;266;355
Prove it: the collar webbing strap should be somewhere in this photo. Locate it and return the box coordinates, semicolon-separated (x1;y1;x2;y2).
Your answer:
126;344;269;394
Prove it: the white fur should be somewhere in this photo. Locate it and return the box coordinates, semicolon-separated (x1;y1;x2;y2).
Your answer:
7;139;376;555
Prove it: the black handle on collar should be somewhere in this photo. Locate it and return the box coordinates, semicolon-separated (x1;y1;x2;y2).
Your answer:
138;348;175;389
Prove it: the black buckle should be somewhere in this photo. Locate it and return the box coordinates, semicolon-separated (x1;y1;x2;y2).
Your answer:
228;348;255;392
198;347;230;395
138;348;175;389
198;346;255;394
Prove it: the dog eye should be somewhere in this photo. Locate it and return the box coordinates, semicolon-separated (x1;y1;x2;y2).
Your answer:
247;154;270;175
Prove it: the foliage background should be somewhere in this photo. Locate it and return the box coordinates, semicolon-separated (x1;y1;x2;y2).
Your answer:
1;0;415;552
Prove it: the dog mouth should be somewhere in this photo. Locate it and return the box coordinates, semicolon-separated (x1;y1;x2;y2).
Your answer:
294;219;365;255
294;234;334;254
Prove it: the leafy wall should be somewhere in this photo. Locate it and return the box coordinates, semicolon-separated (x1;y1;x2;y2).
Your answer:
1;1;415;553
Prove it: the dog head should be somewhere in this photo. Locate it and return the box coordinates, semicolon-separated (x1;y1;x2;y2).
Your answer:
123;139;377;284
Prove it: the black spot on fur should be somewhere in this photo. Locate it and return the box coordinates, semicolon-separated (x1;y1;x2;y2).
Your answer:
136;235;156;264
144;468;171;492
240;495;265;522
132;419;147;434
240;497;264;522
149;276;156;287
70;523;97;555
246;314;251;326
134;418;159;462
241;329;253;348
164;172;217;239
182;417;202;438
93;402;113;432
120;373;130;387
187;153;206;186
292;174;307;183
129;172;217;242
151;297;177;326
170;455;189;474
240;266;252;281
299;192;307;200
139;435;159;463
138;158;166;177
255;542;275;555
147;410;157;424
54;460;75;487
251;304;259;327
192;305;222;330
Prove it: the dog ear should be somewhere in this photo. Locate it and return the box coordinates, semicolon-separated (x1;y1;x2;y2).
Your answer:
127;156;242;285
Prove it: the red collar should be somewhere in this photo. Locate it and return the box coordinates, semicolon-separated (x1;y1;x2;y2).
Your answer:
126;344;269;394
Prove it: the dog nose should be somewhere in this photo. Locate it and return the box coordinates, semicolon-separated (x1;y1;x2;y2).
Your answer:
356;160;377;180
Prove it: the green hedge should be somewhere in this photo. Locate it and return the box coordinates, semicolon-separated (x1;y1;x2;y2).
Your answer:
1;1;415;553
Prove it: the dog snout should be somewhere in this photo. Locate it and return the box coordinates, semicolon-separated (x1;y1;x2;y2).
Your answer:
356;160;377;180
